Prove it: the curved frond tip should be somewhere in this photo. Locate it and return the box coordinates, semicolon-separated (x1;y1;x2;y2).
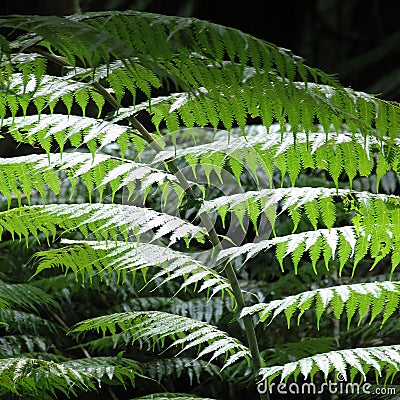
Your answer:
32;240;232;298
70;311;250;369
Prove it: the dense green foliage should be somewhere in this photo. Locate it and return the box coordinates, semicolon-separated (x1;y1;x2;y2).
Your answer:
0;10;400;399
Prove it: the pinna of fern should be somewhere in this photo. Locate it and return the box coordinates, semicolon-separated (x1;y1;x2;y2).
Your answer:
31;239;233;299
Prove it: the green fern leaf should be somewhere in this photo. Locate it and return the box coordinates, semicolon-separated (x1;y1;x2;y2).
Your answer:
70;311;250;368
241;281;400;328
32;240;231;298
259;345;400;384
0;356;139;398
0;204;206;245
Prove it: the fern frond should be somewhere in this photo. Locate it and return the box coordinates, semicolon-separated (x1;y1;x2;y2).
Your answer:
0;281;58;312
259;345;400;384
241;281;400;330
0;203;206;245
251;124;399;188
0;356;140;398
1;113;138;156
0;11;319;83
0;335;54;356
143;357;221;384
219;226;356;274
1;10;400;398
138;69;400;138
70;311;251;368
152;124;399;188
200;187;400;233
0;72;90;119
220;192;400;276
32;240;231;298
0;152;186;205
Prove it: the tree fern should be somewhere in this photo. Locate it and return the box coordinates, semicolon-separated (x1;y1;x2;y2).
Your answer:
0;8;400;400
1;12;400;137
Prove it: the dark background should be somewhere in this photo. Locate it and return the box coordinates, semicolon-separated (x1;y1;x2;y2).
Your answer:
3;0;400;101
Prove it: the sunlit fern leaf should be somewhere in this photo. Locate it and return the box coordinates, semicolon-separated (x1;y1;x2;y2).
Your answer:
241;281;400;330
142;357;222;385
0;152;187;205
219;189;400;275
218;226;357;274
0;59;159;121
70;311;251;369
1;12;399;138
138;66;400;139
250;124;399;189
199;187;400;234
149;124;399;189
31;240;232;299
1;113;136;156
259;345;400;385
0;281;58;313
63;59;162;105
0;203;206;245
0;72;85;116
152;130;270;185
0;356;140;399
